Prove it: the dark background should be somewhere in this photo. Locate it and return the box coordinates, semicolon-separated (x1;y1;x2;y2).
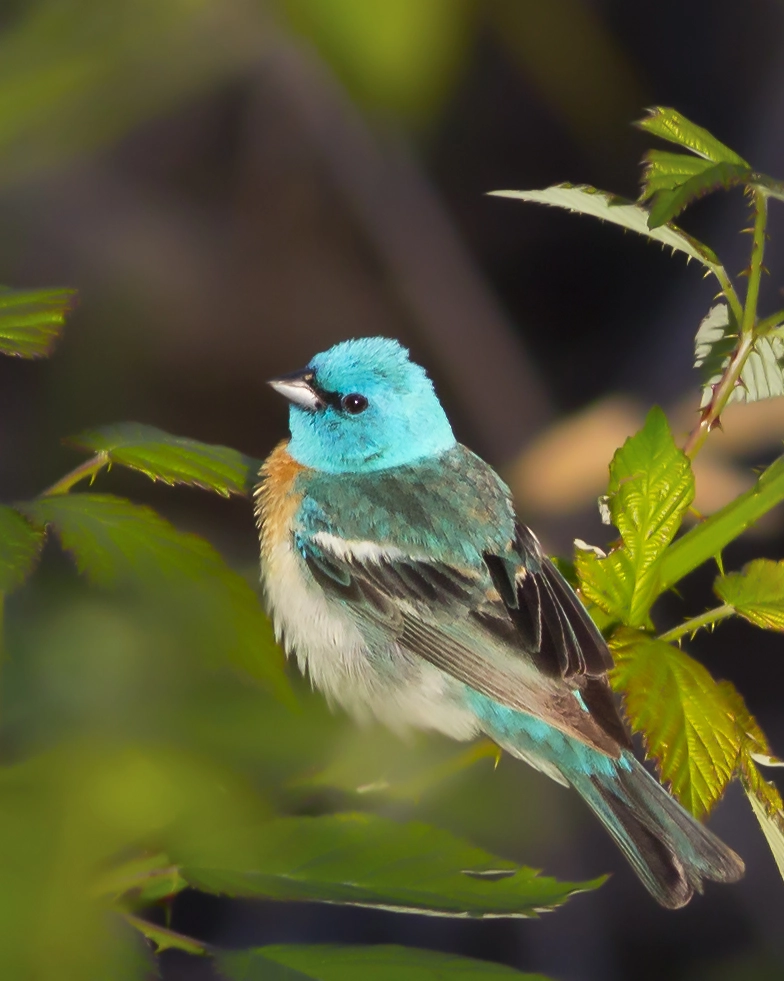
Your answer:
1;1;783;978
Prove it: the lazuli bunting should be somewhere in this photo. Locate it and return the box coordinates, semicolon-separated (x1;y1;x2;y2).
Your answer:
256;337;743;907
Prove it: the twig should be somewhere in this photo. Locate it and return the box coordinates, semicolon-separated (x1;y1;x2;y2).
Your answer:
41;452;109;496
658;604;735;644
682;189;768;459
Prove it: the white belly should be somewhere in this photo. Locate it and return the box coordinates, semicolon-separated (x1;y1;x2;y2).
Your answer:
261;533;480;741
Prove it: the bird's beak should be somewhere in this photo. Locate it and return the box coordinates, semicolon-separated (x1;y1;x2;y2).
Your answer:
267;368;322;411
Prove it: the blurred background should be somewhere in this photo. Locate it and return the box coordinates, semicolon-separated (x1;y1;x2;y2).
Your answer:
1;1;783;979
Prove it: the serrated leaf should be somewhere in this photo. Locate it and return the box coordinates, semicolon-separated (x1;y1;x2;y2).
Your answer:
610;628;740;818
719;681;782;770
70;423;260;497
721;684;784;881
647;161;752;229
0;286;76;358
489;185;725;279
694;303;784;406
640;150;716;199
715;560;784;632
636;107;749;166
575;408;694;627
745;788;784;882
178;813;602;917
574;547;628;624
20;494;290;698
0;505;44;594
218;944;551;981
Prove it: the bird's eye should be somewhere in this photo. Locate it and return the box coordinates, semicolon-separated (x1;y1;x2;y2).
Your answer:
341;393;368;414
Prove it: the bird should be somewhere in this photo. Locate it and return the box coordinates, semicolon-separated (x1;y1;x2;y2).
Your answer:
255;336;744;908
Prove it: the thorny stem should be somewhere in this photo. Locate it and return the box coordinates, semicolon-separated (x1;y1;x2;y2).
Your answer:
123;912;211;957
741;190;769;338
658;604;735;644
41;452;109;496
713;265;744;326
682;190;768;459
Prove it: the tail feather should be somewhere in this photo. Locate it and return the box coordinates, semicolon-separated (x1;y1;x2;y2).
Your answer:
570;756;744;908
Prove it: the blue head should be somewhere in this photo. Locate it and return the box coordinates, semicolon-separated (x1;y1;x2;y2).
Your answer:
269;337;456;473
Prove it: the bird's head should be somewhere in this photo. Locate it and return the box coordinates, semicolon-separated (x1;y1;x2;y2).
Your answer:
269;337;455;473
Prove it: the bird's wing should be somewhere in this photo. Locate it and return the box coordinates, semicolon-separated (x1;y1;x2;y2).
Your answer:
298;528;630;756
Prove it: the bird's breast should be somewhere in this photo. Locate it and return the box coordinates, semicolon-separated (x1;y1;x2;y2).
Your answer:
255;443;374;701
254;443;479;740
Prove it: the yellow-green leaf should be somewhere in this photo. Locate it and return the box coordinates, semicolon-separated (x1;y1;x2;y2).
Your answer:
745;787;784;882
70;422;260;497
636;107;749;166
575;408;694;627
0;286;76;358
610;628;740;818
640;149;716;199
647;161;752;229
715;559;784;632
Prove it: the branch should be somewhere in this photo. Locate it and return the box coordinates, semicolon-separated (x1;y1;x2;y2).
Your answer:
41;452;109;496
682;189;768;459
658;604;735;644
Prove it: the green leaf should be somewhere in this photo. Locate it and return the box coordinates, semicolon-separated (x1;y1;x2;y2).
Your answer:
720;682;784;881
0;745;195;981
575;408;693;627
0;505;44;594
745;788;784;882
20;494;290;698
715;560;784;632
636;107;749;166
489;185;726;279
720;680;783;770
610;628;740;818
694;303;784;406
0;285;76;358
639;149;717;199
658;452;784;595
647;161;752;229
218;944;551;981
69;423;261;497
179;813;602;917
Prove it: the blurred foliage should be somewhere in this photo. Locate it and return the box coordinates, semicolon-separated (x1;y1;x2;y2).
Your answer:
276;0;473;123
0;0;648;190
0;285;75;357
0;0;269;186
218;944;552;980
0;304;596;977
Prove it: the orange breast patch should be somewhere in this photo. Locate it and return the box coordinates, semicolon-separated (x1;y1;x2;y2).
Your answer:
254;441;307;560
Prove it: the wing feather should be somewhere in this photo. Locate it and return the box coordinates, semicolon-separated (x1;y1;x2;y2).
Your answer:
299;530;630;756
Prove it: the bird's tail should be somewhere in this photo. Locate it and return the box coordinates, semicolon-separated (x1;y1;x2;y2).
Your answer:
569;755;744;908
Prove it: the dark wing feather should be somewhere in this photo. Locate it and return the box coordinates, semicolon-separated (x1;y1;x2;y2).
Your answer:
299;533;630;756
